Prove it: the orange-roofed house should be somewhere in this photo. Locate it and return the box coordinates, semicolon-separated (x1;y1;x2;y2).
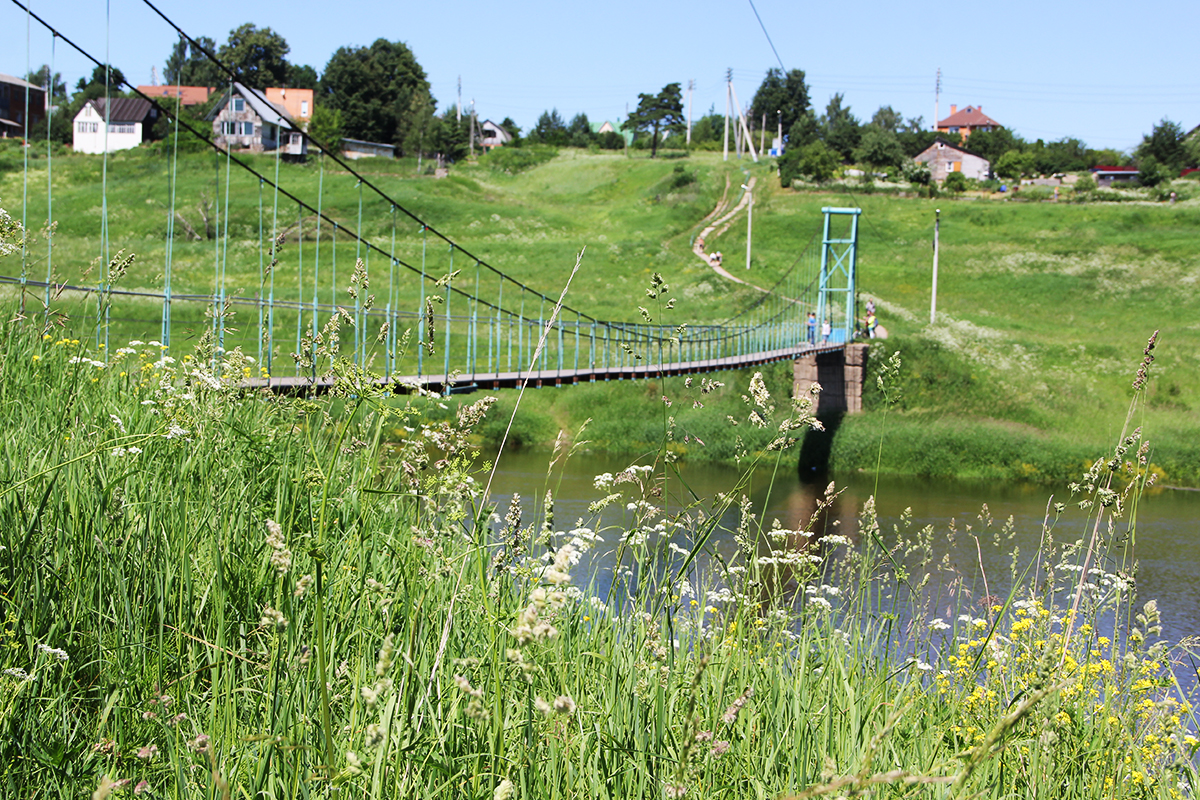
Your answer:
936;104;1002;140
136;85;213;106
264;87;313;128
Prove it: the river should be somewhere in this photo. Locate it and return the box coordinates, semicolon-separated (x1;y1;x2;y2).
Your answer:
483;449;1200;644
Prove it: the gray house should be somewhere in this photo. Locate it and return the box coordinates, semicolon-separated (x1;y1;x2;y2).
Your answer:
209;82;306;157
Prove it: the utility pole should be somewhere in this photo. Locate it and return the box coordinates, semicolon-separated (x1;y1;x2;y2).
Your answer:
469;98;476;156
727;82;759;162
776;110;782;155
742;183;753;271
686;79;694;146
760;113;766;155
723;68;731;162
930;208;940;324
457;75;462;123
934;68;941;131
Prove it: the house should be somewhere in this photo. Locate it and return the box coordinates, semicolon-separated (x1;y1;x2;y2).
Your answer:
341;138;395;159
589;120;634;146
136;85;213;106
209;82;306;157
264;87;313;127
479;119;511;150
913;137;991;181
1091;165;1139;188
0;72;46;137
936;104;1001;140
72;97;157;153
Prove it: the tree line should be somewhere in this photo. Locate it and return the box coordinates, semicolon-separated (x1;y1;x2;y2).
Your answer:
19;34;1199;179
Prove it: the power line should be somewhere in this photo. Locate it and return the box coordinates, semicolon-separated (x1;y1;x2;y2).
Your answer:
746;0;786;72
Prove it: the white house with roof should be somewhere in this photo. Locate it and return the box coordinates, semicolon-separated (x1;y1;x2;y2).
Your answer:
913;137;991;181
479;120;511;150
209;82;306;157
72;97;156;154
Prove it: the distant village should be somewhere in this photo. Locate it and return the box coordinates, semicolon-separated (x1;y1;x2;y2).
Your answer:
2;58;1197;192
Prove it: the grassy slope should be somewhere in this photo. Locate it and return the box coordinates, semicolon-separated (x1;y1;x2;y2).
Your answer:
2;140;1197;483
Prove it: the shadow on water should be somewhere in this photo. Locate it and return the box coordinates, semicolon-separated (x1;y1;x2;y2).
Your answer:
797;411;844;483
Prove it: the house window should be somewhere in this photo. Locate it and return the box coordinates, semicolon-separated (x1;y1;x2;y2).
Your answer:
949;126;959;133
300;100;308;116
233;97;245;113
112;123;136;134
77;121;99;133
242;121;255;136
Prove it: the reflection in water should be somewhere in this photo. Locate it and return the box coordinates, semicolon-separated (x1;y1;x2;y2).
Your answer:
481;449;1200;642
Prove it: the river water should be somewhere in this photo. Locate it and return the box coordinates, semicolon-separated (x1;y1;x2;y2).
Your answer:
483;449;1200;644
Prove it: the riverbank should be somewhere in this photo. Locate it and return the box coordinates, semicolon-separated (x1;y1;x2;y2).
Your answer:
2;312;1196;799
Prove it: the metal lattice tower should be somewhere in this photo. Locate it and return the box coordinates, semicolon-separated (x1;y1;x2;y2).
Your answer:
816;207;861;344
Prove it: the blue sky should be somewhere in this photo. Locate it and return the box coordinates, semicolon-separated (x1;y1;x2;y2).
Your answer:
4;0;1197;152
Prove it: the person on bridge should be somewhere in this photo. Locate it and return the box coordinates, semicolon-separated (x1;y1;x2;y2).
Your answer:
866;311;877;339
806;312;817;344
821;318;832;344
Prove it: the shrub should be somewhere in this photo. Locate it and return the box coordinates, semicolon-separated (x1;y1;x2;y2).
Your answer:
480;144;558;174
943;171;968;193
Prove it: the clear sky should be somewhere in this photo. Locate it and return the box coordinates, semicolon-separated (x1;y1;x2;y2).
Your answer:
3;0;1197;152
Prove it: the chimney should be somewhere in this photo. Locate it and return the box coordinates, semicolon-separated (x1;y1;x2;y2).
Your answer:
950;104;957;115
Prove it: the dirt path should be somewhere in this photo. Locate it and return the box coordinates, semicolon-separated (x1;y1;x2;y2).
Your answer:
691;176;770;294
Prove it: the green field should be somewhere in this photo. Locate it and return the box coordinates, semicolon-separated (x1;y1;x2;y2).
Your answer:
2;140;1198;484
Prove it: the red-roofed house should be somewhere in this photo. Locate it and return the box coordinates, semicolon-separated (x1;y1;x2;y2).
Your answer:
936;104;1002;140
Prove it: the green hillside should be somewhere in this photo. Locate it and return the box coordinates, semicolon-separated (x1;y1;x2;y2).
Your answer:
2;141;1197;484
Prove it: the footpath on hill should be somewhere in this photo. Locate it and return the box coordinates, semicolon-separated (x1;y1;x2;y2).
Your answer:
691;176;772;294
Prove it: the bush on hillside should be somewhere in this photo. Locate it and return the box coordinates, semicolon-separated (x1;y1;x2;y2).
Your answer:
480;144;557;174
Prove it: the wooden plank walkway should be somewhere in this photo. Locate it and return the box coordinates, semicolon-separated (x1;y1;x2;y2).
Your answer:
245;342;847;396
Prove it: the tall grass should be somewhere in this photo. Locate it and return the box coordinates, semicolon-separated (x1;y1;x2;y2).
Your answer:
1;216;1198;798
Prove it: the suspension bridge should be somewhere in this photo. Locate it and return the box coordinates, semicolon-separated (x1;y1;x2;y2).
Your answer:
3;0;866;400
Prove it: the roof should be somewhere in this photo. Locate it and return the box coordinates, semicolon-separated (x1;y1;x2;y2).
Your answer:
1091;165;1137;172
937;105;1002;129
82;97;155;123
915;136;990;163
341;137;395;150
136;85;212;106
0;72;43;91
209;82;297;130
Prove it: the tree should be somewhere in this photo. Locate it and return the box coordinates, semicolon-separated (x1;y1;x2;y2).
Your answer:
567;113;595;148
307;104;344;153
74;65;126;99
218;24;290;90
786;111;819;149
164;36;223;87
622;83;684;158
286;64;319;90
944;171;967;193
528;109;567;145
1138;118;1186;175
994;150;1032;181
750;68;810;135
319;39;433;155
25;65;66;101
499;117;521;140
780;140;839;186
854;125;906;170
870;105;902;133
820;94;860;161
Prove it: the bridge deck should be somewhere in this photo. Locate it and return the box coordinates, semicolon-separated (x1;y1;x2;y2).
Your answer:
246;342;847;395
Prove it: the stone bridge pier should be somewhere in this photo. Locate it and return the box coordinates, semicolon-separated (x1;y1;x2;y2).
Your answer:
793;344;868;416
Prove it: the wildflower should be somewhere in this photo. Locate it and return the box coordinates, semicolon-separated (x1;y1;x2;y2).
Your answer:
665;785;687;798
92;775;117;800
721;687;753;724
711;740;731;756
136;745;158;760
535;696;553;716
3;668;30;681
260;607;288;629
165;423;189;440
494;779;515;800
345;751;363;776
134;781;150;795
455;675;484;698
365;723;385;748
190;734;210;753
264;519;292;575
168;713;186;726
694;730;713;742
553;695;577;715
294;574;314;598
